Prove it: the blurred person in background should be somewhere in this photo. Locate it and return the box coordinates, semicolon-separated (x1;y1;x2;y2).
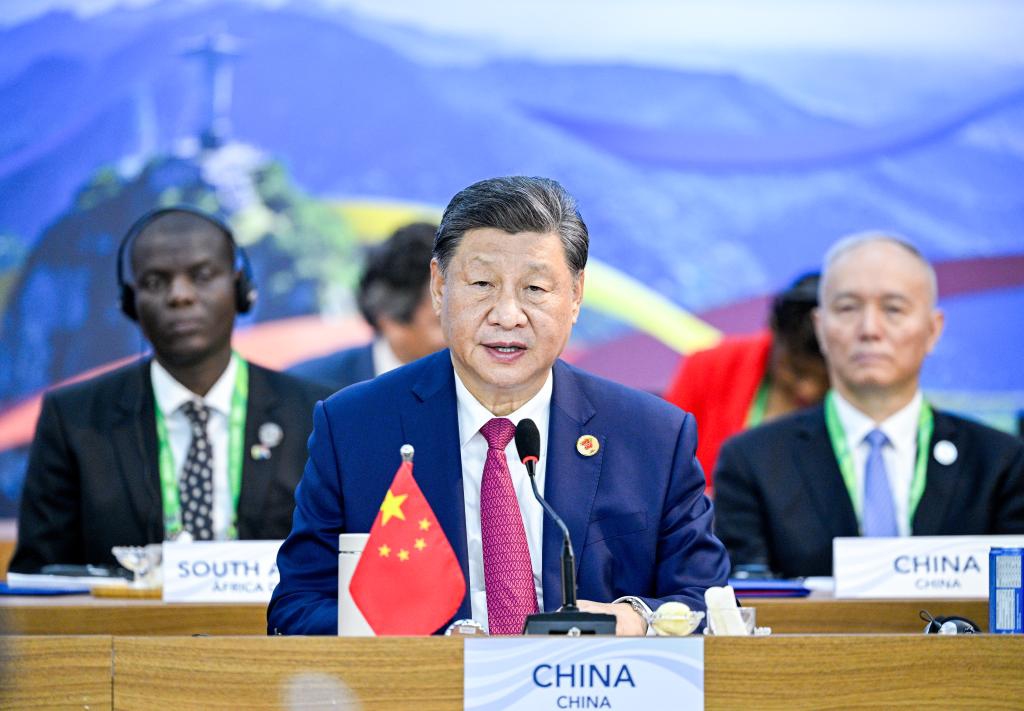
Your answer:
664;273;829;495
289;222;445;392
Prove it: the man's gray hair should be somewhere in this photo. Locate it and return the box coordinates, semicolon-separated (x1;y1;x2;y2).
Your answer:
433;176;588;277
821;231;938;306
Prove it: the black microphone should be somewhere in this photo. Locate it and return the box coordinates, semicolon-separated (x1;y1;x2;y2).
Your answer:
514;419;615;635
515;419;577;611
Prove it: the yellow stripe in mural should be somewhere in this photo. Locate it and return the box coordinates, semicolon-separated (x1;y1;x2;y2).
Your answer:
584;259;721;355
331;200;441;243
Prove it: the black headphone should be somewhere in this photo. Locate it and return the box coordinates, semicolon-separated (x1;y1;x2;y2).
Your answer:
116;206;257;321
920;610;981;635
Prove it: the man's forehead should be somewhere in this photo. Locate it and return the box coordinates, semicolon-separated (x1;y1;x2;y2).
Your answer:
825;242;931;294
131;220;232;269
456;229;566;266
463;251;558;271
830;286;914;301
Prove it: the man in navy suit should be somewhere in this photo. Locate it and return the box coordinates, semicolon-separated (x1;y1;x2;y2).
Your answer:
288;223;445;392
714;233;1024;577
269;176;730;635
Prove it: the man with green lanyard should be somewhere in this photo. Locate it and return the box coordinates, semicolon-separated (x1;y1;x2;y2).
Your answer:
11;207;329;573
713;232;1024;578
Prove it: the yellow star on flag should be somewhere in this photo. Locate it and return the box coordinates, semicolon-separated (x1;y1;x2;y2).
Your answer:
418;518;431;531
378;544;391;557
398;549;410;562
379;489;408;526
414;538;426;551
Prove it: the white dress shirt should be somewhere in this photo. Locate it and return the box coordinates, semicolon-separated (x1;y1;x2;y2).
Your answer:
832;389;924;536
454;368;551;633
371;337;403;377
150;357;239;540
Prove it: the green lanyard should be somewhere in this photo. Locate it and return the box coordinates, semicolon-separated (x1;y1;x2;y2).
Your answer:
745;377;770;428
154;353;249;539
823;390;933;532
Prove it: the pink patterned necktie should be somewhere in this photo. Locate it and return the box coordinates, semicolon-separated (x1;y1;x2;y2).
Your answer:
480;417;538;635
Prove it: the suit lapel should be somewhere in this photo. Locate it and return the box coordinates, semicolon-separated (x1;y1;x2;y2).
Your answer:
236;364;279;534
912;411;961;534
400;353;472;621
541;361;602;611
793;408;860;539
111;360;162;540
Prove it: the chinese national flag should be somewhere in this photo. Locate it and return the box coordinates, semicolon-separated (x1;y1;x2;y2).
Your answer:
348;458;466;634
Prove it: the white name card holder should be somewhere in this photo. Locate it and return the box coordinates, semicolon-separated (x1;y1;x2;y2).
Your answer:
338;533;373;636
833;535;1024;599
163;540;283;603
464;637;704;711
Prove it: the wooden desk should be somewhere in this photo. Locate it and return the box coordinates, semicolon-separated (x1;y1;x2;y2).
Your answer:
3;635;1021;710
0;636;112;709
0;595;267;635
0;521;16;581
0;539;14;581
754;595;989;633
0;593;991;635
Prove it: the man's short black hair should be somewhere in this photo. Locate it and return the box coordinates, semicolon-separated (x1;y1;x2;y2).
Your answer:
357;222;437;331
433;176;588;277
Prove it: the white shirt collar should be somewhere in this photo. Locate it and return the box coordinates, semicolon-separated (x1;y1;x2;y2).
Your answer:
453;366;553;448
151;355;238;418
832;388;923;451
371;337;404;377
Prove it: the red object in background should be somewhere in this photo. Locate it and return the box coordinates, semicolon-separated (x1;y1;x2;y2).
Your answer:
348;459;465;635
663;330;772;494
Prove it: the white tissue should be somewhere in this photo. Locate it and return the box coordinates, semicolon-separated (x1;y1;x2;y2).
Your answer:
704;585;748;635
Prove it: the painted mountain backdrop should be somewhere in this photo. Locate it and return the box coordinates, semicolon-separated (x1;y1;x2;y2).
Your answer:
0;0;1022;513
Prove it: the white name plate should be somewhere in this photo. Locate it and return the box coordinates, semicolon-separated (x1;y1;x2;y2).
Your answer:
834;535;1024;599
163;540;283;603
464;637;703;711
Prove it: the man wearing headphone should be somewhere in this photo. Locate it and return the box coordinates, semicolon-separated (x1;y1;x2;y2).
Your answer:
10;207;330;573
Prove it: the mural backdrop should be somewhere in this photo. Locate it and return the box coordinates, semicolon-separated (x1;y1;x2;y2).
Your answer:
1;0;1023;516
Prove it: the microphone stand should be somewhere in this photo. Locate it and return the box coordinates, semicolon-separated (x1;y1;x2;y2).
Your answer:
522;464;616;635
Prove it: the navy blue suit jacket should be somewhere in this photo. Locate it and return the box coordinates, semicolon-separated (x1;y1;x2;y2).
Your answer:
268;350;729;634
287;343;375;393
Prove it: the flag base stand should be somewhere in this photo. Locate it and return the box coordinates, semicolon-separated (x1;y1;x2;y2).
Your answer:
522;610;617;635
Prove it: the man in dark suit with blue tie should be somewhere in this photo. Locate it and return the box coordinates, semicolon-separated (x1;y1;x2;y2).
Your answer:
714;233;1024;578
269;176;730;635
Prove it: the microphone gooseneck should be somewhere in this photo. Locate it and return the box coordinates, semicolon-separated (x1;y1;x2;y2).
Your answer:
515;418;578;611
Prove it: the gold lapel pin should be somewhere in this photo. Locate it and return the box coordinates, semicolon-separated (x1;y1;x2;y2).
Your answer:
576;434;600;457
